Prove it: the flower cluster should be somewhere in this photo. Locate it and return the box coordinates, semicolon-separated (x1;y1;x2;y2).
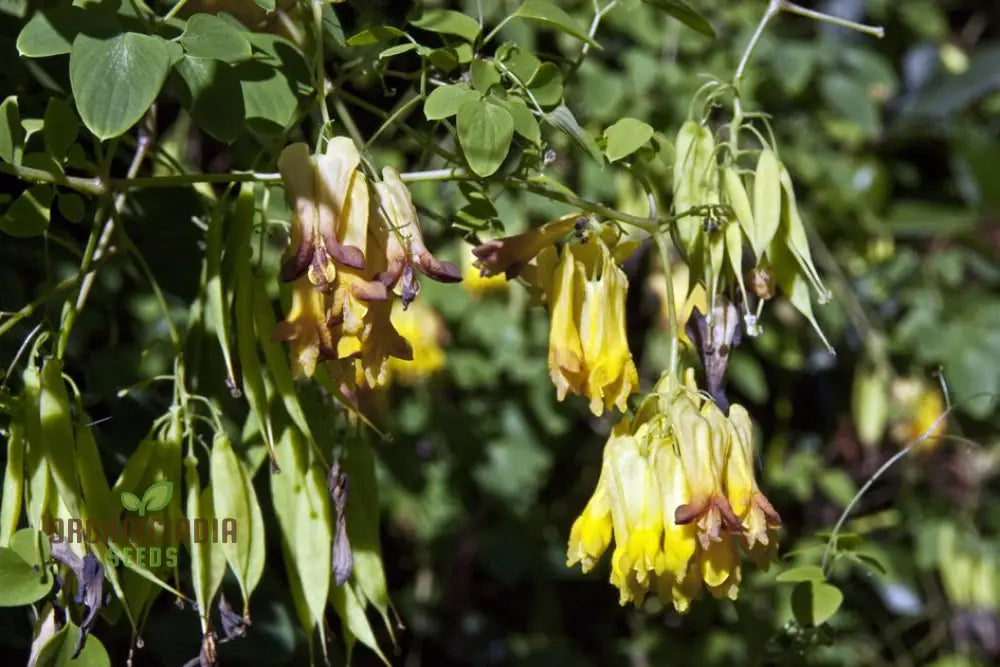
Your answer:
273;138;459;388
472;217;639;416
566;369;781;611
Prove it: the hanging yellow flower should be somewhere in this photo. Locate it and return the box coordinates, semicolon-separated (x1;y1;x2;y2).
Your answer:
566;369;781;611
536;234;639;416
275;139;458;390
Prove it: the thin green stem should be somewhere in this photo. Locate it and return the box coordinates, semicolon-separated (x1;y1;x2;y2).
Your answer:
0;161;104;195
113;171;281;190
162;0;190;21
779;1;884;38
365;91;421;149
482;15;513;46
734;0;781;88
507;178;658;233
654;232;680;380
0;251;116;340
311;0;331;135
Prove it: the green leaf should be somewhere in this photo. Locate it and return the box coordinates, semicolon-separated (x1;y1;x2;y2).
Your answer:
423;46;460;72
140;480;173;513
237;34;310;133
271;429;332;633
471;59;502;93
526;62;563;106
322;5;345;47
1;185;53;237
0;546;51;606
39;358;83;521
174;56;245;144
603;117;654;162
544;104;604;165
507;97;540;143
424;83;480;120
16;7;109;58
0;96;24;165
498;43;540;83
330;582;388;665
457;98;514;177
120;491;141;512
513;0;601;47
252;0;275;11
411;9;481;43
791;581;844;627
180;13;252;63
776;564;826;583
211;434;265;609
642;0;715;38
43;98;78;162
34;620;111;667
346;26;406;46
379;42;417;59
69;32;172;141
820;74;880;138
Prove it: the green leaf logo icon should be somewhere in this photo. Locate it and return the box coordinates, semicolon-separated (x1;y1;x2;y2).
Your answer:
120;481;174;516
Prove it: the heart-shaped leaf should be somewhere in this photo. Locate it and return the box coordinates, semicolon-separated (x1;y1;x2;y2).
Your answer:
69;32;172;140
457;98;514;177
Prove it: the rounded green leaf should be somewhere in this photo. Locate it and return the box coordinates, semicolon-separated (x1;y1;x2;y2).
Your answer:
175;56;245;143
1;184;53;237
507;97;540;143
791;580;844;627
642;0;716;38
69;32;172;141
471;59;502;93
16;7;108;58
43;98;79;162
180;13;252;63
457;98;514;178
140;480;173;513
527;63;563;107
424;84;480;121
603;117;654;162
411;9;480;43
33;620;111;667
57;192;85;223
0;546;52;607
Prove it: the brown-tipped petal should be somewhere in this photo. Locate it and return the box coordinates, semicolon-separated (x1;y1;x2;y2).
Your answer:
674;502;705;526
375;257;405;289
754;492;782;526
504;262;527;280
322;228;365;270
713;496;746;534
471;240;503;263
349;279;389;302
415;251;461;283
280;238;314;282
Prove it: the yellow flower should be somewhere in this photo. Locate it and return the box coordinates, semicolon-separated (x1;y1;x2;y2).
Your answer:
538;235;639;416
566;370;781;611
272;276;335;377
890;376;947;450
387;299;447;383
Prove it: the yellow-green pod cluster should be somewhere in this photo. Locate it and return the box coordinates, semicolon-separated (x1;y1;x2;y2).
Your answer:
688;132;835;350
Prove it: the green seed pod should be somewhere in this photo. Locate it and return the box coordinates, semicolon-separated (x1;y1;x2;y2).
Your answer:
721;166;752;314
851;358;890;448
0;418;25;546
723;167;756;256
672;121;715;257
21;367;51;530
752;148;781;258
778;164;832;303
769;239;834;354
672;120;700;214
40;357;83;521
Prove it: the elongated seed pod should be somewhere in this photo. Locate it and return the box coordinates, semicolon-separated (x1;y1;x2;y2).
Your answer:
752;149;781;258
777;164;832;303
